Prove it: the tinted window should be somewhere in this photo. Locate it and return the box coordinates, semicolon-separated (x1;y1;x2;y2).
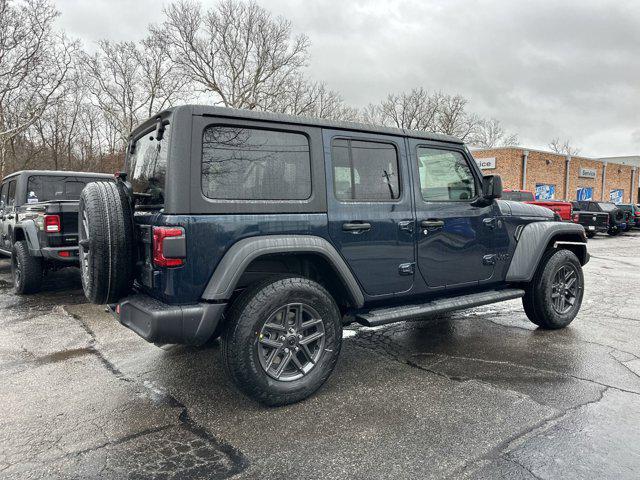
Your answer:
332;139;400;201
501;191;517;201
417;148;476;201
598;203;616;212
202;126;311;200
0;182;7;207
7;181;16;206
520;191;535;201
128;124;170;207
26;176;105;202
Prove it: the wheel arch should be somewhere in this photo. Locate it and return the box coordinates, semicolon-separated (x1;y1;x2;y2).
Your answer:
506;222;588;283
200;235;365;309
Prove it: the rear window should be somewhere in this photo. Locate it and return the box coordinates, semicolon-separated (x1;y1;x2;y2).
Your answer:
201;126;311;200
598;202;616;212
128;123;170;207
501;191;533;202
26;176;106;203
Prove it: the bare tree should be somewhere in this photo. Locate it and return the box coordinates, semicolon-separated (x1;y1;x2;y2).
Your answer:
156;0;309;109
471;118;519;148
256;74;358;121
364;88;442;131
84;35;189;147
0;0;78;176
548;137;580;156
361;89;486;142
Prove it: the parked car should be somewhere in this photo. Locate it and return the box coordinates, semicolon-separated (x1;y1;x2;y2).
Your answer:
574;201;627;236
570;202;609;238
0;170;113;293
79;106;589;406
615;204;638;231
501;189;572;221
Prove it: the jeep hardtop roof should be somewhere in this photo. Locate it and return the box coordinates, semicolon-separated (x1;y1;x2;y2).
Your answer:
130;104;465;146
2;170;113;181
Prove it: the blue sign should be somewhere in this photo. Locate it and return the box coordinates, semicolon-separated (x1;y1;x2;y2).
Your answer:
610;189;624;204
576;187;593;201
535;184;556;200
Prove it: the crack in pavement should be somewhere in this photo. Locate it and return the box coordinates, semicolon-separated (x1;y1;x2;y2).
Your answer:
450;386;610;479
56;306;250;478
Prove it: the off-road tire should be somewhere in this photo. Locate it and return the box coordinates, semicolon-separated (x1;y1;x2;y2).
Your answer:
222;276;342;406
607;227;620;236
79;181;135;304
585;231;596;239
12;241;43;294
523;249;584;329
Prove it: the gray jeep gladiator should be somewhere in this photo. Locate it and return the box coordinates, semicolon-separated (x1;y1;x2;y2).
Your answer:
0;170;112;293
79;106;589;406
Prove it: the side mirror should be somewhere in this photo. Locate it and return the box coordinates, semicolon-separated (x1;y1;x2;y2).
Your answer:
482;175;503;200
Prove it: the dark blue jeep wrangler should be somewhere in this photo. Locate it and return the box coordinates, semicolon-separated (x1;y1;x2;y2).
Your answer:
79;105;589;406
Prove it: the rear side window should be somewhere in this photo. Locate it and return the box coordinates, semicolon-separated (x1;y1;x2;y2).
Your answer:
0;182;7;207
201;126;311;200
7;180;16;206
332;139;400;201
417;148;477;201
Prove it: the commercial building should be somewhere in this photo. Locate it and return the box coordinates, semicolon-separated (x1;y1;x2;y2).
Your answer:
471;148;639;203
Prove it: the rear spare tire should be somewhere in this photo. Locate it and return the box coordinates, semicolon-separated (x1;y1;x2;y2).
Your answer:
79;181;135;304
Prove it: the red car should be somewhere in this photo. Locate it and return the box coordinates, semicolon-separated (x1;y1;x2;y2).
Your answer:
501;189;573;221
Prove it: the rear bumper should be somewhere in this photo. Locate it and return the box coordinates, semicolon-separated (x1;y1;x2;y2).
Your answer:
109;293;226;346
40;246;79;262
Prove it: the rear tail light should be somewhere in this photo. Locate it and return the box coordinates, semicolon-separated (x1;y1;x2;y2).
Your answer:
58;251;71;257
572;213;580;223
44;215;61;233
152;226;185;267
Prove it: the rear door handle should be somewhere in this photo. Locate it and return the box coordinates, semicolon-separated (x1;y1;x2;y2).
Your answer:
342;222;371;232
420;219;445;229
398;220;415;233
6;215;14;220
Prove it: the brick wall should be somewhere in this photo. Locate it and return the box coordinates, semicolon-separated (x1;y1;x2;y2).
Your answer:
472;147;639;202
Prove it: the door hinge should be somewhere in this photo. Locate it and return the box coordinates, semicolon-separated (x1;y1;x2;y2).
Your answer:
398;262;415;275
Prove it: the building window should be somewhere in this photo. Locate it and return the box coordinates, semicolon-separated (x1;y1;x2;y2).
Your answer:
535;183;556;200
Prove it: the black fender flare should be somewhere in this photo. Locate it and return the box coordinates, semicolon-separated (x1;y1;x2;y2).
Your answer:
200;235;365;308
14;220;42;257
506;222;588;283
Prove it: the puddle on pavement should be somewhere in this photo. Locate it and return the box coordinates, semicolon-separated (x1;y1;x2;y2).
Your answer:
33;347;94;366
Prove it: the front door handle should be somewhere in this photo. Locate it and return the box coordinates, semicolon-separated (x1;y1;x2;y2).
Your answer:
342;222;372;233
420;219;445;229
5;214;14;220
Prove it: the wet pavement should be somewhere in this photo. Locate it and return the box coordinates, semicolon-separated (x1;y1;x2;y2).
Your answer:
1;231;639;479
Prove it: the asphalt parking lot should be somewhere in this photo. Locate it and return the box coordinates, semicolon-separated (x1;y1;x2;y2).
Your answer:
1;232;639;480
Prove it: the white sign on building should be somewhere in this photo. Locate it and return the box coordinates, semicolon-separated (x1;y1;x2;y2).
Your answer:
475;157;496;170
579;167;597;179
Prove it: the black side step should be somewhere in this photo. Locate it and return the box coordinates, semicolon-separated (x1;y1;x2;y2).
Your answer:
355;289;525;327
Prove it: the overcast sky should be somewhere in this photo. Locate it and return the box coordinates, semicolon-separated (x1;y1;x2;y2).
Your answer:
55;0;640;157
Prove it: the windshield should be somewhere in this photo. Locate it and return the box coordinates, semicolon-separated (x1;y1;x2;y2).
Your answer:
128;123;169;207
26;175;106;203
598;202;617;212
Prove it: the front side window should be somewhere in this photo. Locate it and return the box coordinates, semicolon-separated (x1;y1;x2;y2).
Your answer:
417;147;477;201
128;123;170;207
202;126;311;200
332;139;400;201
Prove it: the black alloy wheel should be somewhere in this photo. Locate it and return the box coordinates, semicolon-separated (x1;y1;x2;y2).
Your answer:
550;264;579;315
